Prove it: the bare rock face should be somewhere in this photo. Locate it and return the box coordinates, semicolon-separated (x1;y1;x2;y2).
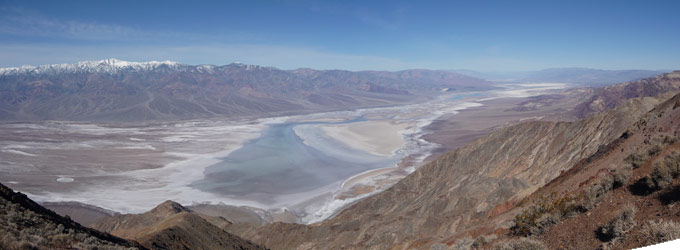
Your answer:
229;90;671;249
93;201;267;250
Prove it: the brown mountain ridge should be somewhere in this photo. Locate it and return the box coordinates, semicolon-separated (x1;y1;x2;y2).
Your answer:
0;60;492;122
92;200;267;250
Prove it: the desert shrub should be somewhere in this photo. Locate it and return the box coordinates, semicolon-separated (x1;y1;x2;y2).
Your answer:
493;238;547;250
511;194;578;236
612;165;632;188
625;153;647;169
450;237;473;250
662;150;680;177
641;220;680;244
471;235;489;249
649;163;673;190
581;174;616;211
431;243;450;250
660;135;678;145
625;145;665;169
597;205;637;242
648;145;663;157
631;163;673;195
18;241;38;250
531;213;559;235
512;176;622;237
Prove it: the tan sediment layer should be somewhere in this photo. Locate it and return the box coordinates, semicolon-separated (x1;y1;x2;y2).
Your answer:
320;120;410;156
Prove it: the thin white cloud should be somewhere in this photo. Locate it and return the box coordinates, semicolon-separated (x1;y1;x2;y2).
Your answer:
0;7;245;43
0;8;142;40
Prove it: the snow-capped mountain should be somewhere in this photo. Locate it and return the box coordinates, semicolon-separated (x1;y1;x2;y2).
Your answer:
0;59;283;76
0;59;490;122
0;59;184;76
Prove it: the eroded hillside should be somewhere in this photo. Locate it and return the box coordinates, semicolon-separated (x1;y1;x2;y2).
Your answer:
226;91;674;249
481;91;680;249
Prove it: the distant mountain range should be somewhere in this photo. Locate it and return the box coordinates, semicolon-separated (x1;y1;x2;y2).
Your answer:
452;68;666;86
0;59;490;122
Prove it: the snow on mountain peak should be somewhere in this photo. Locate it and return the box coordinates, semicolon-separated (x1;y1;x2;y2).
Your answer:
0;58;183;76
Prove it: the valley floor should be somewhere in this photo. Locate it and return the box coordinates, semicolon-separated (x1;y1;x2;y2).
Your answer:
0;83;578;227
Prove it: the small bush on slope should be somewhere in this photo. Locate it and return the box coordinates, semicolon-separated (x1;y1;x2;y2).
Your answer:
632;150;680;195
625;145;663;169
511;168;630;237
493;238;546;250
430;243;450;250
449;237;473;250
612;165;633;188
511;193;580;236
648;163;673;190
597;205;637;242
625;153;647;169
641;220;680;245
624;136;675;169
662;150;680;177
471;235;489;249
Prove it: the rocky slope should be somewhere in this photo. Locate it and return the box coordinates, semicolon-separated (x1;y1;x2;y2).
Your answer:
575;70;680;118
0;182;144;250
224;78;678;249
92;200;266;250
485;90;680;249
0;59;490;122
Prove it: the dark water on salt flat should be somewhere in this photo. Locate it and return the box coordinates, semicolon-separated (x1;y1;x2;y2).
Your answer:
190;120;400;203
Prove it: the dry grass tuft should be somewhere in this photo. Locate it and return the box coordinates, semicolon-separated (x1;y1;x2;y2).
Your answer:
640;220;680;245
493;238;547;250
597;205;637;242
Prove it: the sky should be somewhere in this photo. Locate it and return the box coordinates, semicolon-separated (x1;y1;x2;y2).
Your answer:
0;0;679;71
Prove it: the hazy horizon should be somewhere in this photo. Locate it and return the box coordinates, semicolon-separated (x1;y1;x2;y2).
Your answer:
1;0;679;71
0;57;672;73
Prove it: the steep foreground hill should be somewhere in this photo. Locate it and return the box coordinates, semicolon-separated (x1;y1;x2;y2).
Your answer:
220;91;680;247
92;201;266;250
0;182;144;249
0;59;490;122
490;83;680;249
0;183;267;250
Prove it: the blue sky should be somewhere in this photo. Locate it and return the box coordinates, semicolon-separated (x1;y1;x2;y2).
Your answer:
1;0;679;71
